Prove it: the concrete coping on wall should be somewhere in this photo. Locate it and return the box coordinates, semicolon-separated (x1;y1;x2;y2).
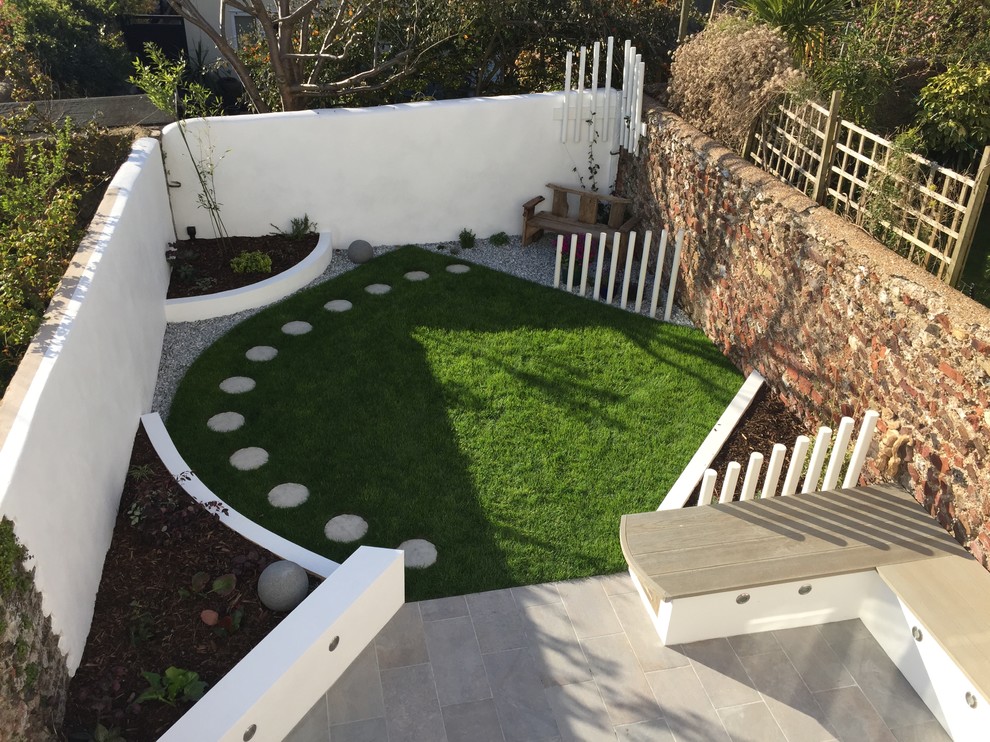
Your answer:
164;232;334;323
141;412;339;578
659;369;765;510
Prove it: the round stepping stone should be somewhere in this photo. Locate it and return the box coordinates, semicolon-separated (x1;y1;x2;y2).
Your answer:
245;345;278;362
364;283;391;295
446;264;470;274
230;447;268;471
324;299;353;312
281;321;312;335
324;514;368;543
398;539;437;568
220;376;255;394
404;271;429;281
268;483;309;509
207;412;245;433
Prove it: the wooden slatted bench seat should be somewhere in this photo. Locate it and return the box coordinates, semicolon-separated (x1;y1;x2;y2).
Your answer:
522;183;640;249
620;483;990;740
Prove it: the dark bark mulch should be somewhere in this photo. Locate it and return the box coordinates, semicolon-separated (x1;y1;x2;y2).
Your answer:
166;234;319;300
59;429;294;741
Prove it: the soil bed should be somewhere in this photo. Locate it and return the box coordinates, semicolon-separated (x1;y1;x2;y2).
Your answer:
166;234;318;300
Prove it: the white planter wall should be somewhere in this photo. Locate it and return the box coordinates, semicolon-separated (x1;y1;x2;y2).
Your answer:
161;93;618;247
0;138;174;672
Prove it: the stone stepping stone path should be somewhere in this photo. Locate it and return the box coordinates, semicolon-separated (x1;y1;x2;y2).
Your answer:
246;345;278;361
325;514;368;543
324;299;353;312
220;376;255;394
230;447;268;471
446;264;470;274
399;539;437;568
268;483;309;509
365;283;391;295
404;271;429;281
208;412;245;433
282;321;312;335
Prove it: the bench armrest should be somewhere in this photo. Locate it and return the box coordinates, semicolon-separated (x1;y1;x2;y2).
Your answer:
523;195;545;212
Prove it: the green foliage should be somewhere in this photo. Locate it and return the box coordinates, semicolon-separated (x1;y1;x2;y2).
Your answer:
91;723;126;742
1;510;34;600
489;231;510;246
918;63;990;154
137;666;206;706
458;228;476;249
129;43;220;119
230;250;273;274
737;0;849;65
271;215;318;239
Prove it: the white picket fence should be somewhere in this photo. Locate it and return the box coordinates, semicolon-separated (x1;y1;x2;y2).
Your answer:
559;37;647;156
553;228;684;321
697;410;881;506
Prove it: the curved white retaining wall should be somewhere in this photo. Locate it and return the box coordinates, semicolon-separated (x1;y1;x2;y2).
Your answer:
141;413;339;577
165;232;334;322
0;139;174;672
161;93;618;248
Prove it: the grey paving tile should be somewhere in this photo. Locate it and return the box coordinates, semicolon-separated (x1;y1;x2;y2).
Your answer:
468;589;527;654
582;633;663;726
646;665;731;742
815;686;897;742
727;632;780;657
718;702;787;742
421;595;469;622
380;663;447;742
890;721;952;742
680;638;762;709
545;680;615;742
614;718;675;741
284;695;329;742
442;698;505;742
599;571;636;596
519;602;593;687
738;650;833;741
328;717;387;742
484;648;560;742
558;577;624;639
512;583;561;609
326;642;384;725
375;602;429;670
609;591;690;672
773;626;855;693
424;615;491;706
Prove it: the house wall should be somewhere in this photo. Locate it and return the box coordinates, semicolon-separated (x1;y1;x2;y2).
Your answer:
160;93;618;246
617;104;990;563
0;139;174;672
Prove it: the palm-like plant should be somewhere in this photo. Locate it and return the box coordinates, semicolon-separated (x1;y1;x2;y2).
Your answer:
737;0;850;66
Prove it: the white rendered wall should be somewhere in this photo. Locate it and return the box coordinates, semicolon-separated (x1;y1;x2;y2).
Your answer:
161;93;619;246
0;139;174;672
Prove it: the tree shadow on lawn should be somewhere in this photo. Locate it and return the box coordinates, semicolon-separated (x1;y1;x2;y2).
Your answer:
166;246;742;601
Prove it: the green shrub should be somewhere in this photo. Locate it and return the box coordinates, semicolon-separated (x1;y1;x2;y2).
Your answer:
737;0;849;66
137;666;206;706
271;214;318;239
918;63;990;154
459;228;476;250
230;250;273;274
489;231;510;246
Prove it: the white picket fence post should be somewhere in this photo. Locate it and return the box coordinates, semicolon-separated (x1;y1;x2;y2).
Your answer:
695;412;879;506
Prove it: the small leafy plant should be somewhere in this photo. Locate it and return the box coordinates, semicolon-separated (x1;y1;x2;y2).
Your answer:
271;214;318;239
137;666;206;706
489;231;510;246
230;250;273;274
458;228;476;249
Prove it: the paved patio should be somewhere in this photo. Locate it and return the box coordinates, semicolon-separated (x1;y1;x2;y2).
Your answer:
286;572;948;742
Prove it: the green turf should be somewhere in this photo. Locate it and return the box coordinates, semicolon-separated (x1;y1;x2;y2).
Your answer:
167;247;743;600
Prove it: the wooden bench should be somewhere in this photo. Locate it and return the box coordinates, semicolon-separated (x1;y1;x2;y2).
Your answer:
522;183;640;249
620;483;990;740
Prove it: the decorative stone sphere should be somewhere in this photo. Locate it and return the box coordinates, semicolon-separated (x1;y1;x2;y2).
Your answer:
348;239;374;264
258;560;309;612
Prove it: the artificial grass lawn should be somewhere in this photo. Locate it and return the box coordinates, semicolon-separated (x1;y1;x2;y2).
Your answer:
168;247;743;601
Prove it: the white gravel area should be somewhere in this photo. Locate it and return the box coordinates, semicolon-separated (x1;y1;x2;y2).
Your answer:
152;237;692;419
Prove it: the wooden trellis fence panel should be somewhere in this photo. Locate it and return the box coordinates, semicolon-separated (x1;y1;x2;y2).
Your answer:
744;92;990;287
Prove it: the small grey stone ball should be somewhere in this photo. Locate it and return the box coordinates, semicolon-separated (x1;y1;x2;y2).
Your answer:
348;239;373;264
257;560;309;612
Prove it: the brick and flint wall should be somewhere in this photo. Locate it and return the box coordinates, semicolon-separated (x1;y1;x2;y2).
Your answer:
617;103;990;563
